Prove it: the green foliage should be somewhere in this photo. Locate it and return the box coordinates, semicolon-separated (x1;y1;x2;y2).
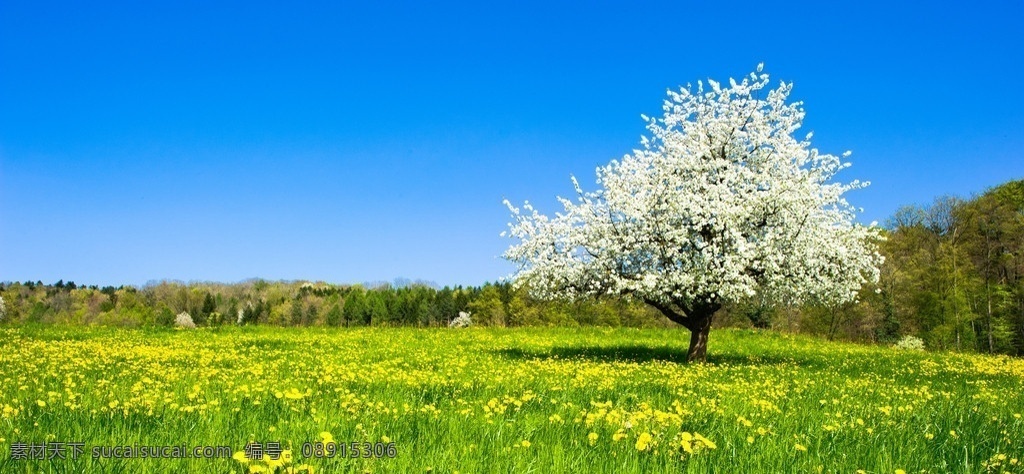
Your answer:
208;311;224;326
468;284;507;326
290;299;304;326
342;289;367;326
325;304;342;327
155;306;175;327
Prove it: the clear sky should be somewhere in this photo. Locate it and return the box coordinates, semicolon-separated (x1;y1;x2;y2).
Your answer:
1;1;1022;287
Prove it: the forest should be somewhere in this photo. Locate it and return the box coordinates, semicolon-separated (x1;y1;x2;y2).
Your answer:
2;179;1022;356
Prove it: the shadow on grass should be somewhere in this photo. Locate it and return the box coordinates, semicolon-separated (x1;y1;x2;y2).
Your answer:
495;345;815;367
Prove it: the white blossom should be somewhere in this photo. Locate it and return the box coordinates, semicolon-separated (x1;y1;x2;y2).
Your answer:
894;335;925;351
503;66;883;312
450;311;473;328
175;311;196;329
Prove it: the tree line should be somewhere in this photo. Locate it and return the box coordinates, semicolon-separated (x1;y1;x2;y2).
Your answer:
1;179;1021;355
0;279;668;329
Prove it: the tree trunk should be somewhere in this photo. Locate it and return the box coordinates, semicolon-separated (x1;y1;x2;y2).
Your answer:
643;297;720;363
687;313;714;363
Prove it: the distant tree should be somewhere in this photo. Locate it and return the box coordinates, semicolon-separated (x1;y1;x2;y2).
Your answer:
156;306;175;326
239;299;266;325
226;298;240;325
290;299;304;326
429;288;456;326
468;284;507;326
325;303;343;326
201;292;217;320
366;291;388;325
343;290;367;326
305;302;318;326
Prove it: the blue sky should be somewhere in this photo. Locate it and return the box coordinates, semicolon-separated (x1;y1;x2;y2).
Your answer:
2;1;1022;287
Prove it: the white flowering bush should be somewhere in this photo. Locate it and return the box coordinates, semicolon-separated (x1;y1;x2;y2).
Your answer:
894;335;925;351
449;311;473;328
175;311;196;329
0;295;6;322
504;65;883;362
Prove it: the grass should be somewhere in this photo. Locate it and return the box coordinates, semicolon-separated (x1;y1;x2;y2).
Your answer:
0;325;1022;473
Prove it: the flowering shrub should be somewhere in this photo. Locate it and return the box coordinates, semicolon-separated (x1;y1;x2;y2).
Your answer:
175;311;196;329
449;311;472;328
894;335;925;351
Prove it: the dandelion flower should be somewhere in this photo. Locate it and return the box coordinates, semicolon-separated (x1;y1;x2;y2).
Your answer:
694;433;716;449
635;432;652;451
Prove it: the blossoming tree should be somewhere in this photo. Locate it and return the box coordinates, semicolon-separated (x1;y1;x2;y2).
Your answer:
503;65;884;362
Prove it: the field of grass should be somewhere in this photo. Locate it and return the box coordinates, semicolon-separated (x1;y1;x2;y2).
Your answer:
1;325;1022;473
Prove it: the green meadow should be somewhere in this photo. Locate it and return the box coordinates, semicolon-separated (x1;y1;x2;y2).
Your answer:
1;326;1022;473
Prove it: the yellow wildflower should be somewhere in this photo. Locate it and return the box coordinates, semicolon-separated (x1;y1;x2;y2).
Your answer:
694;433;716;449
635;432;652;451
